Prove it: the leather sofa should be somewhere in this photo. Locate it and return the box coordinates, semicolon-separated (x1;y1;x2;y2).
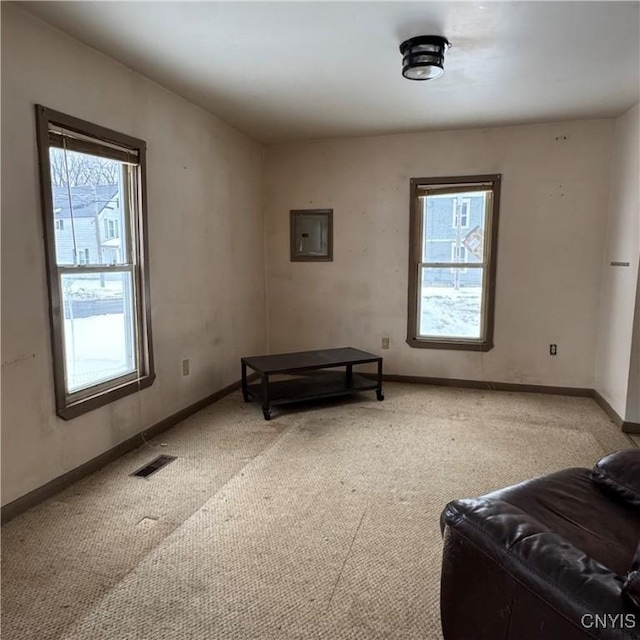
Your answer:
440;449;640;640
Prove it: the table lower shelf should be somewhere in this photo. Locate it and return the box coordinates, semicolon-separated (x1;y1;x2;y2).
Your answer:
246;372;381;409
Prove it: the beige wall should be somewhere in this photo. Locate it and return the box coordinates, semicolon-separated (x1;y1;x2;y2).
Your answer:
626;263;640;424
595;103;640;421
1;4;267;506
264;120;615;388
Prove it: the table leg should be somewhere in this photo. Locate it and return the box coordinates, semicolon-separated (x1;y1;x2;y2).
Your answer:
376;358;384;401
346;364;353;388
241;361;250;402
261;374;272;420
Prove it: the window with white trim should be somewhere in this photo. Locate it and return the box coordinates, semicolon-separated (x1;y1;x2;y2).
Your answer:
104;219;119;239
450;243;468;274
77;248;90;265
36;105;154;419
407;175;501;351
452;197;471;229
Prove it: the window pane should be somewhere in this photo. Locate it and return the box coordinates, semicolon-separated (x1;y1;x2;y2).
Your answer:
49;148;129;266
61;272;137;393
418;267;484;339
422;192;488;263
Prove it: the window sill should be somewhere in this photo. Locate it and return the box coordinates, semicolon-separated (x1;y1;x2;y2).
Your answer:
57;373;156;420
406;337;494;352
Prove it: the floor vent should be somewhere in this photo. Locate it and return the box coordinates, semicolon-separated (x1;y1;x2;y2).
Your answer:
131;455;177;478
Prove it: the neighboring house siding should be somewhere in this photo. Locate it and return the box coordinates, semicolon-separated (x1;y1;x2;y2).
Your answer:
53;224;75;264
98;207;123;264
76;218;98;263
54;218;97;264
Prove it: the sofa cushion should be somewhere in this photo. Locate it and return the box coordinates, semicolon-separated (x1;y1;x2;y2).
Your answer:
591;449;640;508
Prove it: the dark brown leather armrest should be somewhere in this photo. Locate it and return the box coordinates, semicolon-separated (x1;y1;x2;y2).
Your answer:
592;450;640;508
442;498;639;639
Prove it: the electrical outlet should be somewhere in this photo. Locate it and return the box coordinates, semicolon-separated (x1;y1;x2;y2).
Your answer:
182;359;190;375
381;337;390;350
549;344;557;356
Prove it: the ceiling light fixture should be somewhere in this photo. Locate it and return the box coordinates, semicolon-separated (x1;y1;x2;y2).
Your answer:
399;36;451;81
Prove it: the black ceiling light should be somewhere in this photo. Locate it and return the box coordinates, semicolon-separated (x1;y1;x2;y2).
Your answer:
399;36;451;81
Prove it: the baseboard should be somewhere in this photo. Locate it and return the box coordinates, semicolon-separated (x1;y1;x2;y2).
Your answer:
591;389;640;434
379;373;593;397
622;423;640;434
1;375;254;524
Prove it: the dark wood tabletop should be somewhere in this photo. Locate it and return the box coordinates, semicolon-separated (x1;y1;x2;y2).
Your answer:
241;347;381;375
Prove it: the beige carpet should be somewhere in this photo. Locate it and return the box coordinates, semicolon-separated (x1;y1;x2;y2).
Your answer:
1;384;634;640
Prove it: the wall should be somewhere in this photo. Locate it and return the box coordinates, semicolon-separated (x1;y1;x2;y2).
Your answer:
1;4;266;506
626;263;640;424
594;103;640;422
264;120;615;388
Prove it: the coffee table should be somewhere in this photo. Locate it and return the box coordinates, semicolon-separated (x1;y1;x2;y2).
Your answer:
241;347;384;420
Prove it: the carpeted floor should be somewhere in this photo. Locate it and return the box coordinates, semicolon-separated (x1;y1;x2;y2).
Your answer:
1;383;635;640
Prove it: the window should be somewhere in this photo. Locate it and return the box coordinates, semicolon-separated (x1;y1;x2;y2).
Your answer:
452;197;471;229
104;219;119;239
450;243;468;274
55;219;64;231
407;175;501;351
36;105;154;419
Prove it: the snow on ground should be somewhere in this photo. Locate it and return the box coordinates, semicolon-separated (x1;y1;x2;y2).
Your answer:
63;275;124;299
419;286;481;338
63;314;133;391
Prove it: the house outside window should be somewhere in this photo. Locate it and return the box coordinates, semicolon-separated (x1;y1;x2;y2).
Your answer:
36;105;154;419
407;175;501;351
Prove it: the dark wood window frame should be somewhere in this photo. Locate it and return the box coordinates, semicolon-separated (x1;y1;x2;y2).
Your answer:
35;105;155;420
407;174;501;351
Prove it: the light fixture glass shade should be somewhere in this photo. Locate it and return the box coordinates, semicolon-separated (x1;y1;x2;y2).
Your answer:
400;36;450;81
404;65;444;81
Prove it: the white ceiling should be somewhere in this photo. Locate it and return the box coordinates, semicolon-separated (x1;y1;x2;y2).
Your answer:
20;1;640;144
